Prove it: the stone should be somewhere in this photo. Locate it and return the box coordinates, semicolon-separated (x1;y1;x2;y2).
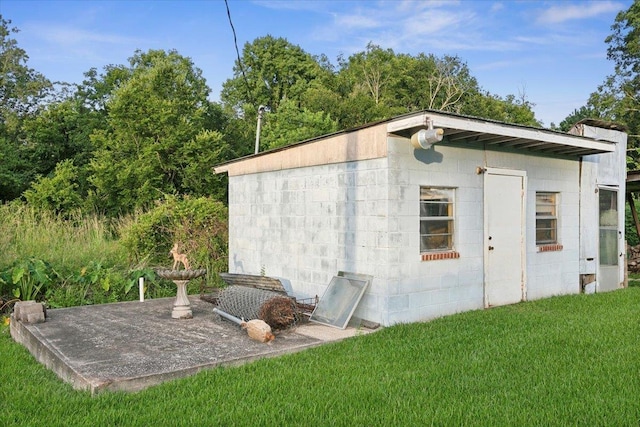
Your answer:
13;300;45;323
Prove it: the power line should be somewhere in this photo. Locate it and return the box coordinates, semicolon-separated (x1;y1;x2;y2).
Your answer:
224;0;255;107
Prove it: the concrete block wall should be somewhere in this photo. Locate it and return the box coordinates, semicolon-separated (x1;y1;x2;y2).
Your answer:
227;157;391;324
386;137;486;324
228;133;614;326
523;155;581;299
387;138;584;324
483;150;581;300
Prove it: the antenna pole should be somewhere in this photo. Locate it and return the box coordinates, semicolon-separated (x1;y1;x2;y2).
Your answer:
255;105;266;154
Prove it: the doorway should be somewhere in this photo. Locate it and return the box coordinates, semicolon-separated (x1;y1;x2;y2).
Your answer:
484;168;526;307
598;188;620;291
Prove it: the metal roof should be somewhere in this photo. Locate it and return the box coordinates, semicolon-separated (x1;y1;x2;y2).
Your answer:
387;111;617;157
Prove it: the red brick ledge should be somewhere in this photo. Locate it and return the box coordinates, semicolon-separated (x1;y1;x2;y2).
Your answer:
537;244;563;252
421;251;460;261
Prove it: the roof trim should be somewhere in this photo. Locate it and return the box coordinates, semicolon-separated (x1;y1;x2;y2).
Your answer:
215;109;621;175
387;111;616;156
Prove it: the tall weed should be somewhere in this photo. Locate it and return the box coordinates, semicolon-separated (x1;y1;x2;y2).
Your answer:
0;203;170;310
0;203;125;273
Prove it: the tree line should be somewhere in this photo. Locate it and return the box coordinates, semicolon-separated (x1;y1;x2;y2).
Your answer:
1;2;639;216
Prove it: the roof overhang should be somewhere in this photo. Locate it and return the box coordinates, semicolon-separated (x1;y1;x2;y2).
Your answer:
387;112;616;156
627;170;640;194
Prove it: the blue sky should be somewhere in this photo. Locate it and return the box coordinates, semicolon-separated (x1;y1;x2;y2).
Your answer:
0;0;632;127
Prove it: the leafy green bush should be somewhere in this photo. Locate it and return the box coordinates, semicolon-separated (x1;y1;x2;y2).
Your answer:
119;195;228;289
0;199;227;310
45;264;175;308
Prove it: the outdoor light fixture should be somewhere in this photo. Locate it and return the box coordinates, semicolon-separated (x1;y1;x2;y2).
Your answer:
411;127;444;149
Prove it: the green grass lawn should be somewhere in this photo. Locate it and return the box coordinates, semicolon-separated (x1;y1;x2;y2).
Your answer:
1;289;639;426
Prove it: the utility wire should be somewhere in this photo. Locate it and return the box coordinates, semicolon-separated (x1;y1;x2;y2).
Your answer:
224;0;255;107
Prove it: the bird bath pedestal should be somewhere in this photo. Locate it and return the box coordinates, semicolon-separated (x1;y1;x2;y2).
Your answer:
155;268;207;319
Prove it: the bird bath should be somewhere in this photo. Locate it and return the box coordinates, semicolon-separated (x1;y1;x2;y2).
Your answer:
155;268;207;319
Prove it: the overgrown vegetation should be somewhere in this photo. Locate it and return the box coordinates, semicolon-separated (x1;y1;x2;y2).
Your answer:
0;200;227;313
1;289;638;425
119;195;228;285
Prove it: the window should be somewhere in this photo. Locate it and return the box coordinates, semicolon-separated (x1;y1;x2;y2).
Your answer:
420;187;454;252
536;192;557;245
599;189;618;266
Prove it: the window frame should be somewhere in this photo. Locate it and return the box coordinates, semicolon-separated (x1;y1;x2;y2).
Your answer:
535;192;558;245
420;187;456;253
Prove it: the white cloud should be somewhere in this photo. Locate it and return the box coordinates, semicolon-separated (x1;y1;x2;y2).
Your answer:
313;2;492;54
334;14;382;30
536;1;623;24
474;59;521;71
490;2;504;13
33;25;142;46
251;0;330;12
395;0;459;13
18;22;150;67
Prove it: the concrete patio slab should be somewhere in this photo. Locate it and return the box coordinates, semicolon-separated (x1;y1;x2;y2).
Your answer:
10;296;368;395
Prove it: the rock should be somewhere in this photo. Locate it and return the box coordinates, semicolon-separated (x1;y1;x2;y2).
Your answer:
241;319;275;343
13;301;45;324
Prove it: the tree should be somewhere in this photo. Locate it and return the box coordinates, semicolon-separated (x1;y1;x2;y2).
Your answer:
0;16;51;120
556;106;598;132
20;97;106;194
23;159;82;213
340;43;396;106
332;44;403;128
335;46;537;128
606;1;640;78
0;16;52;201
220;36;337;152
606;0;640;137
562;2;640;169
88;49;227;215
261;98;338;150
221;35;329;114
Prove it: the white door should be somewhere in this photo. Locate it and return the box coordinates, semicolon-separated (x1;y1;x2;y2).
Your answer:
598;188;620;291
484;169;526;307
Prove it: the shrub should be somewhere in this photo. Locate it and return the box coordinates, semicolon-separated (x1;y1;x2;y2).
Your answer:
119;195;228;289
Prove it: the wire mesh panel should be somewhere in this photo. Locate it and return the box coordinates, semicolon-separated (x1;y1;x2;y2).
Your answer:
216;286;282;321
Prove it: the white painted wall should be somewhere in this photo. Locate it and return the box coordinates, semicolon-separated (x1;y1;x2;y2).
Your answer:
387;137;581;324
579;125;628;291
227;157;391;324
227;129;625;326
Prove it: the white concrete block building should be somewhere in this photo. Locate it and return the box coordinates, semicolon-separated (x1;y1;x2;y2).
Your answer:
214;111;627;326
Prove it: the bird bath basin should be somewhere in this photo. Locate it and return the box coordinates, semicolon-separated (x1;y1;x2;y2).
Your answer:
155;268;207;319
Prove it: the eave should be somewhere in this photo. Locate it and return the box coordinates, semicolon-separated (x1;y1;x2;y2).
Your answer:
387;112;616;156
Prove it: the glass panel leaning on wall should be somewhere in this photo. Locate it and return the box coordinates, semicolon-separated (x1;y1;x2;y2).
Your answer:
536;192;557;245
420;187;454;252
